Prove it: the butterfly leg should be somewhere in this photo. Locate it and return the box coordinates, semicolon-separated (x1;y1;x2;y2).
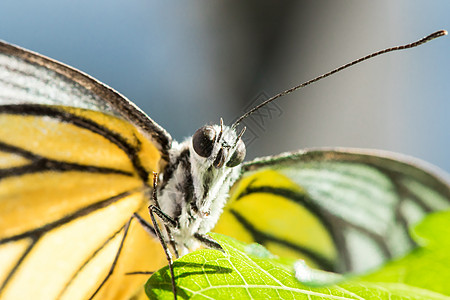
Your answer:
193;232;224;252
150;172;179;258
148;172;179;300
148;205;178;299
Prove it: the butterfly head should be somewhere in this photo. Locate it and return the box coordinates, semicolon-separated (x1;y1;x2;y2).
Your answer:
191;118;246;170
164;118;246;247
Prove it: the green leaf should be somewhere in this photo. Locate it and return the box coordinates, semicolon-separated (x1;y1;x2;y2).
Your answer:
146;211;450;299
362;210;450;296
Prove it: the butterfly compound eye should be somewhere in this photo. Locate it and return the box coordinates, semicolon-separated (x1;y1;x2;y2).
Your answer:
226;139;246;167
192;126;216;157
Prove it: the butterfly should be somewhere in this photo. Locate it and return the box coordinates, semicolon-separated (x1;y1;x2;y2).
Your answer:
0;30;448;300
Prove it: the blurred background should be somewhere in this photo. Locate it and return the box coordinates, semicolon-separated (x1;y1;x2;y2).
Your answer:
0;1;449;172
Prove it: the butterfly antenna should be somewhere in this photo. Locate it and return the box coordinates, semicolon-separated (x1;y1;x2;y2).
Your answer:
232;29;447;128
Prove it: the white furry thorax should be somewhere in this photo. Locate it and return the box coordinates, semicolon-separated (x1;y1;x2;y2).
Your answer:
157;124;243;254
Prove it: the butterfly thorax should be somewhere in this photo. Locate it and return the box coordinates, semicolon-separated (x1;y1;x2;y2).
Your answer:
157;123;245;254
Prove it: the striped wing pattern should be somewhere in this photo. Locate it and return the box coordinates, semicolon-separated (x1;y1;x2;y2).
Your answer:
215;149;450;273
0;104;166;299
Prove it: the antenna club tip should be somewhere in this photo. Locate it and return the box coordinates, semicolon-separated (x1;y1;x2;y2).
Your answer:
435;29;448;37
426;30;447;41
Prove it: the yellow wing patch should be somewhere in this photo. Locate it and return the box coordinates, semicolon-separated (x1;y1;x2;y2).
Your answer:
214;169;338;270
95;205;166;300
0;114;134;172
0;172;140;237
61;106;162;175
0;152;30;168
